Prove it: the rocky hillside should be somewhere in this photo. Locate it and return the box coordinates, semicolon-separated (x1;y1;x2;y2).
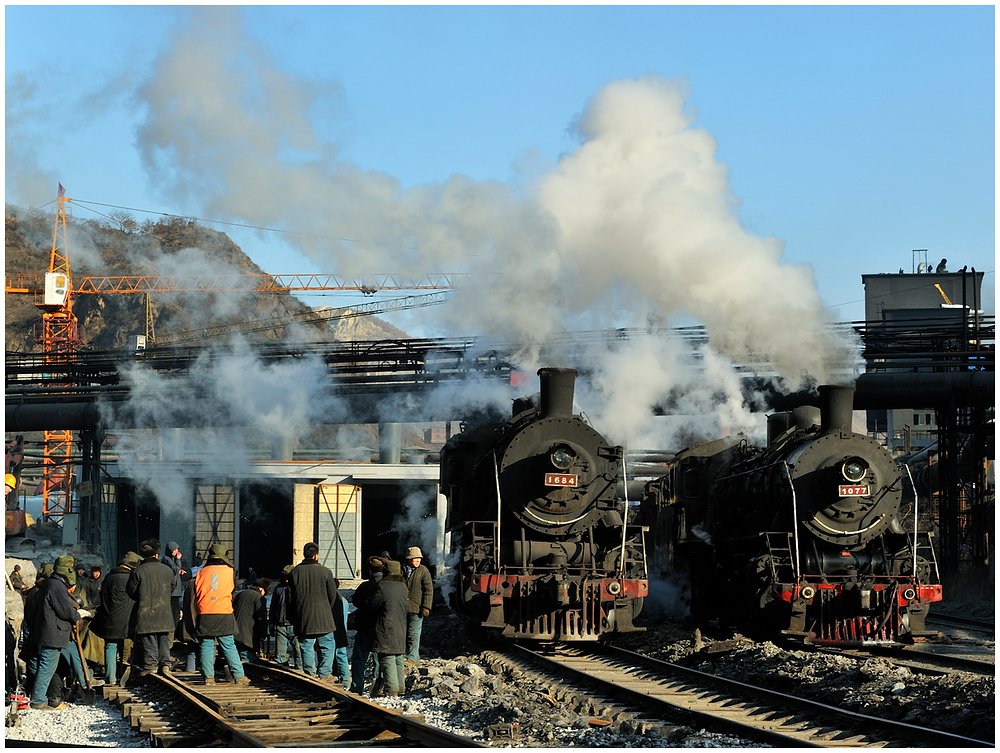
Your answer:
4;205;407;353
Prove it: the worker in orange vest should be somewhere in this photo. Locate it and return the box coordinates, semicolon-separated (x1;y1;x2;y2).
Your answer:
192;544;249;685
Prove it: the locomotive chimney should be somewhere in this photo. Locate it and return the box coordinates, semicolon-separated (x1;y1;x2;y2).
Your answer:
537;368;577;418
819;384;855;435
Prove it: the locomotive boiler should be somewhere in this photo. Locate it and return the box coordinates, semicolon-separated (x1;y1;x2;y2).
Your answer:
641;385;942;646
440;368;648;641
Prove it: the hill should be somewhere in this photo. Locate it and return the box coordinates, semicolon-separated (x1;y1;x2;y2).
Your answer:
4;205;408;353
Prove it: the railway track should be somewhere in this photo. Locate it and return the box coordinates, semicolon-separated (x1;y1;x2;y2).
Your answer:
498;641;991;748
101;661;483;747
927;612;995;634
813;644;994;677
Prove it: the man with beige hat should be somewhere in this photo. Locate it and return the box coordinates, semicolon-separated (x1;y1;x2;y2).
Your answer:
403;546;433;666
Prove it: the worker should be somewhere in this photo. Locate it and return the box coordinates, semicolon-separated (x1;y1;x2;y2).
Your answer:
28;556;98;710
234;579;271;663
369;560;408;696
269;565;302;669
192;543;249;685
164;541;188;636
289;542;338;681
9;564;26;594
403;546;434;666
349;555;385;694
5;473;17;499
92;552;142;686
125;539;177;677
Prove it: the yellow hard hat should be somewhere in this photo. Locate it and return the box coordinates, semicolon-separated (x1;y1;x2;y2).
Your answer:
4;474;16;488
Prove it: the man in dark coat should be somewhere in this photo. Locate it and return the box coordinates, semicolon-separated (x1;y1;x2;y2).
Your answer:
269;565;302;669
164;541;188;632
28;556;97;710
403;546;434;666
79;565;102;606
349;555;384;694
126;539;177;676
289;542;338;680
331;580;350;687
369;560;409;696
191;543;248;685
9;564;26;593
233;579;271;663
92;552;141;685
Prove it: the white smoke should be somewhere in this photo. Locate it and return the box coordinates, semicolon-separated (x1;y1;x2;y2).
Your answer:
130;9;856;429
102;336;348;515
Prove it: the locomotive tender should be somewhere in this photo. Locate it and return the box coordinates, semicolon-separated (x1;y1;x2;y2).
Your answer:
440;368;648;641
641;384;942;646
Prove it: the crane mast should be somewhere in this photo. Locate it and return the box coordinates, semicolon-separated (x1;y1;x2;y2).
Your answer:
35;186;80;521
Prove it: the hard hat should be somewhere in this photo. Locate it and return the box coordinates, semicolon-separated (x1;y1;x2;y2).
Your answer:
4;474;16;488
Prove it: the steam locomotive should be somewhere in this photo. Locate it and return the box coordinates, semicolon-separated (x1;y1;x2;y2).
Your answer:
439;368;648;641
641;385;942;646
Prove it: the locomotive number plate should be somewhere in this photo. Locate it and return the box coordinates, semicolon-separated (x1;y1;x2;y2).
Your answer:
839;485;870;497
545;473;579;487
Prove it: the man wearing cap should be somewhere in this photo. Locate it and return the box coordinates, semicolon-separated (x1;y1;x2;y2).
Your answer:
370;559;409;696
234;579;271;663
269;565;301;669
192;543;249;685
28;556;99;710
93;552;141;685
9;564;26;594
164;541;188;633
403;546;434;666
126;539;177;677
289;542;338;681
348;556;385;694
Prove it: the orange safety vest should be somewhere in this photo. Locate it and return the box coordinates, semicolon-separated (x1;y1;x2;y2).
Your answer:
195;564;235;615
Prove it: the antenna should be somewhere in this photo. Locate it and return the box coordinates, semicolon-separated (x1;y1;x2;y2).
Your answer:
912;249;928;274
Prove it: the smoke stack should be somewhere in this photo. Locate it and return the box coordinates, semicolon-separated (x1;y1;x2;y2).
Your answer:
767;412;791;445
819;385;855;434
271;437;293;461
379;422;402;463
538;368;577;419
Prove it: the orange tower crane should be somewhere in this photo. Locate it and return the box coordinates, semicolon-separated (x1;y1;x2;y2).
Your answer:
5;189;480;520
34;185;80;520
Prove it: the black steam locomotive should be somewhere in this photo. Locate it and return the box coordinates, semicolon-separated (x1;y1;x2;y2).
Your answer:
641;385;942;646
440;368;647;641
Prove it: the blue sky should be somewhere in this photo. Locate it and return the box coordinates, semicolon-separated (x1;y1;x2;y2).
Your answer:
5;4;995;332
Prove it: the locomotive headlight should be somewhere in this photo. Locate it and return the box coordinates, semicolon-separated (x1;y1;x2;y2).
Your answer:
841;457;869;483
550;445;577;470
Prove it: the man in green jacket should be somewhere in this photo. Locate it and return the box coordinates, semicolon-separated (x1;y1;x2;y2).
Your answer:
403;546;433;666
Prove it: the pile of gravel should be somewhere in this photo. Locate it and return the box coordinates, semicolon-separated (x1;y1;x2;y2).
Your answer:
5;696;149;747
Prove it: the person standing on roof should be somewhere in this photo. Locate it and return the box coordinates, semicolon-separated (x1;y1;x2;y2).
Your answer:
403;546;434;666
289;542;338;682
192;544;249;685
